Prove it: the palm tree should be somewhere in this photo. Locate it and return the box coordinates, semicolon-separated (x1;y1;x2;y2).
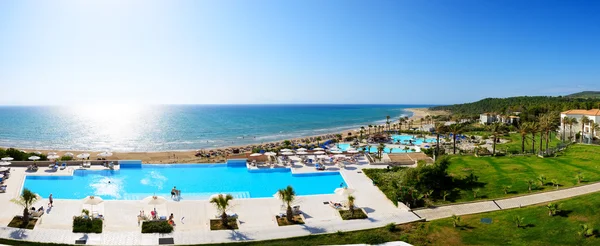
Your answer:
529;122;539;154
348;195;356;216
519;122;530;153
11;188;39;225
488;122;503;155
277;186;297;222
578;224;594;238
561;116;570;141
526;179;534;192
434;122;446;159
360;126;365;139
537;175;546;186
513;216;525;228
210;194;234;227
591;123;600;143
546;203;559;216
581;116;590;143
448;124;462;154
377;143;386;159
451;214;461;228
316;137;322;146
568;118;578;142
386;115;391;132
368;125;373;135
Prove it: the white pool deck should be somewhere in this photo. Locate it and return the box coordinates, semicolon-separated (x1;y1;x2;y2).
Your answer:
0;160;421;245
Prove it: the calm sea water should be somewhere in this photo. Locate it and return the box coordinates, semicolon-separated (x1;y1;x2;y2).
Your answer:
0;104;431;151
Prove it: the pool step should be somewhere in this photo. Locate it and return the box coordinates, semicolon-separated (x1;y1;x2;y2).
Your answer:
122;191;251;200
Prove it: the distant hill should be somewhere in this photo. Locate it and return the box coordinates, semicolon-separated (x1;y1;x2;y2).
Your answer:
430;95;600;119
565;91;600;99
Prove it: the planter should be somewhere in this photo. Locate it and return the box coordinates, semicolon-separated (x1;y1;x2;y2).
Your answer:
7;216;38;229
275;214;306;226
209;218;239;230
73;217;103;233
338;208;368;220
141;220;174;233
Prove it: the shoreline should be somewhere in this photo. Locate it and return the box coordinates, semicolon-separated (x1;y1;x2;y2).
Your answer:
1;107;445;163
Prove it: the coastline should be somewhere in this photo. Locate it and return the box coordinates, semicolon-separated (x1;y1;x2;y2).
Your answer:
1;107;445;164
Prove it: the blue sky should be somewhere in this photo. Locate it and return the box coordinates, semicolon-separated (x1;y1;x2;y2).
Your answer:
0;0;599;105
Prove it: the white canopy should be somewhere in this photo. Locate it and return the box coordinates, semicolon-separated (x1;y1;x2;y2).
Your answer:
64;152;74;157
48;152;57;156
47;155;60;160
347;150;359;154
296;151;309;155
264;152;277;156
334;187;355;196
1;157;14;161
289;156;302;161
317;155;330;159
82;196;104;206
34;151;42;155
141;195;168;206
313;148;325;151
77;153;90;159
313;151;325;155
296;148;307;151
0;161;11;166
333;154;346;158
97;151;113;158
249;153;262;157
0;167;8;172
330;150;343;154
28;156;40;161
280;149;292;152
280;152;295;156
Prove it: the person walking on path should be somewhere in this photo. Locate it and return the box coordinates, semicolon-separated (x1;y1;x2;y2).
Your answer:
48;193;53;208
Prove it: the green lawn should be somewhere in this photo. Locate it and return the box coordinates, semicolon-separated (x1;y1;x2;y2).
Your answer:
426;191;600;245
446;144;600;204
496;132;563;154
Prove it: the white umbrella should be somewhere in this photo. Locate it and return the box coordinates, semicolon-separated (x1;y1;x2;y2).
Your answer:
47;155;60;160
334;154;346;158
296;151;309;155
330;150;343;154
280;149;292;152
313;147;325;151
1;157;14;161
347;150;359;154
317;155;329;159
82;196;104;212
34;151;42;155
249;153;262;157
281;152;294;156
141;195;168;209
0;174;4;179
64;152;74;157
97;151;113;158
296;148;307;151
77;153;90;159
0;161;11;166
48;152;57;156
329;148;340;151
28;156;40;161
264;152;277;156
313;151;325;155
334;187;355;196
289;156;301;161
0;167;8;172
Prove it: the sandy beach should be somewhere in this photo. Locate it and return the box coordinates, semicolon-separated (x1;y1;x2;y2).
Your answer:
2;108;446;164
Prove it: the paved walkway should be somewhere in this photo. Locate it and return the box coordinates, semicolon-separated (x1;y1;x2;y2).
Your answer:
414;182;600;220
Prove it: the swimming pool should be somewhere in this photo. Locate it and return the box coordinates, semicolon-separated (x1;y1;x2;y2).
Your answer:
391;135;437;145
22;164;347;200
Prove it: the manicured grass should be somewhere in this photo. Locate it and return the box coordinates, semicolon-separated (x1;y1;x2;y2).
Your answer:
497;133;563;154
7;216;37;230
445;144;600;204
426;191;600;245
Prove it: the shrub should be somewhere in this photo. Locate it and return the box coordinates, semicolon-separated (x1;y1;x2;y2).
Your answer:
360;234;386;245
60;156;73;161
141;221;173;233
72;217;103;233
385;222;397;232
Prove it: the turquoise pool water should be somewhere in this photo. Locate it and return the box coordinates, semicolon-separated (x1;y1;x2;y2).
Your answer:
337;143;415;153
22;164;347;200
391;135;437;145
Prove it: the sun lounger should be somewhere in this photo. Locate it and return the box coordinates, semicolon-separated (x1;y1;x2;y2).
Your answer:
329;201;343;209
0;185;6;193
30;210;44;218
60;163;67;170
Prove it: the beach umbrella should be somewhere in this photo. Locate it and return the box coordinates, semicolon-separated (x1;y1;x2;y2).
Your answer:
280;149;292;152
347;150;359;154
296;151;309;155
313;151;325;155
0;161;11;166
97;151;113;158
296;148;307;151
313;148;325;151
0;167;8;172
317;155;329;159
264;152;277;156
34;151;42;155
330;150;343;154
28;156;40;161
64;152;74;157
47;155;60;160
334;187;355;196
48;152;57;156
329;148;340;151
281;152;294;156
141;195;168;209
0;173;4;179
77;153;90;159
82;196;104;212
249;153;262;157
1;157;14;161
334;154;346;158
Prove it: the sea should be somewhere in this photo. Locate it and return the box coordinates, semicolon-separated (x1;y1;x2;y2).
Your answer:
0;104;432;151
